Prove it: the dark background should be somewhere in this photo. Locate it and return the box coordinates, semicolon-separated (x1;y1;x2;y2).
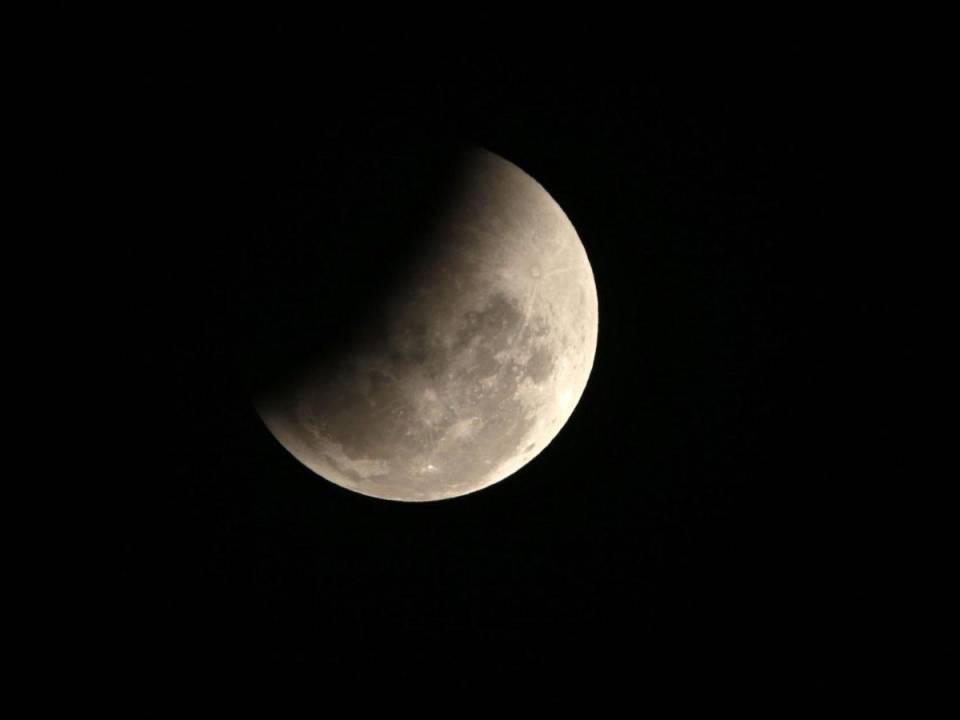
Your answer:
130;37;856;677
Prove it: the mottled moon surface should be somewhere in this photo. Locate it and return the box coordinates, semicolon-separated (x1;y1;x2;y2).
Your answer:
255;149;598;501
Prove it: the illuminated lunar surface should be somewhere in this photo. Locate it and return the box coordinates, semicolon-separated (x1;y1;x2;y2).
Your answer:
255;149;598;501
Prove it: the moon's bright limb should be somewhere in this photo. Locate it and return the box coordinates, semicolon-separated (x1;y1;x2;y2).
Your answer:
255;149;598;501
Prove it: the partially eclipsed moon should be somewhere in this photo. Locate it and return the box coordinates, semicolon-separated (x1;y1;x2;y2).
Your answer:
255;149;598;501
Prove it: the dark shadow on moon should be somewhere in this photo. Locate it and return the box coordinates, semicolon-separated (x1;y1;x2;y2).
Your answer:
237;140;474;403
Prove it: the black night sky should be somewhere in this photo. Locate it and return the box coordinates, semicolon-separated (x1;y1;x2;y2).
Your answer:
132;36;854;679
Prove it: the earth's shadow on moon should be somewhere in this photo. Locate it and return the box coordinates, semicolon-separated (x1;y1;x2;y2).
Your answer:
238;141;472;402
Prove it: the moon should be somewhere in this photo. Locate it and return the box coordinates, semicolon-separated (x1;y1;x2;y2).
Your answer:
255;149;598;501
